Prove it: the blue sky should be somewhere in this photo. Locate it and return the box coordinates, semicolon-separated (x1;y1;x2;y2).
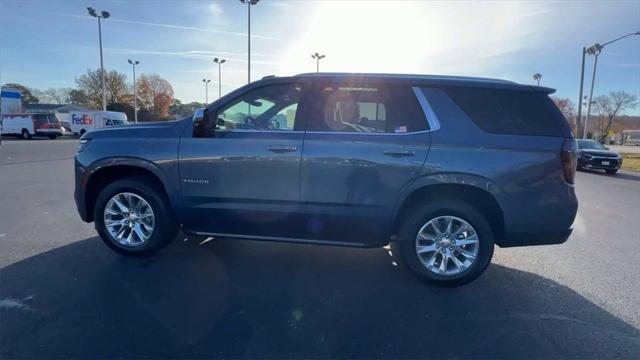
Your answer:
0;0;638;111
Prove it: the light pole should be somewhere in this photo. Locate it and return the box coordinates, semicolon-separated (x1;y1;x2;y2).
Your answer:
127;59;140;123
311;52;326;72
87;7;110;111
239;0;259;84
202;79;211;103
213;58;226;99
581;31;639;139
532;73;542;86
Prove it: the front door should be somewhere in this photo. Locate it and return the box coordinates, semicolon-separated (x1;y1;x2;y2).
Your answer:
299;81;431;245
178;82;309;237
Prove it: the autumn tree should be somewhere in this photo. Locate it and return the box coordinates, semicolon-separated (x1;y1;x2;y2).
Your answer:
593;91;638;142
75;69;128;109
137;74;174;120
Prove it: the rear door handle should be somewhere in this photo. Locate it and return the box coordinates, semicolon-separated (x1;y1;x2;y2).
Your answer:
267;145;298;153
383;150;415;157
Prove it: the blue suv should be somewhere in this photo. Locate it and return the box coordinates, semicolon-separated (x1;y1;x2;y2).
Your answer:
74;73;578;285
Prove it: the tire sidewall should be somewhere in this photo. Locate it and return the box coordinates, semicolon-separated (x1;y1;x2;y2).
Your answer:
94;178;176;255
398;200;494;286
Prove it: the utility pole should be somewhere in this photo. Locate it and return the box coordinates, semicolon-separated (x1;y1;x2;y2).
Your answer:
202;79;211;103
128;59;140;123
213;58;226;99
240;0;259;83
579;31;639;139
311;52;326;72
87;7;110;111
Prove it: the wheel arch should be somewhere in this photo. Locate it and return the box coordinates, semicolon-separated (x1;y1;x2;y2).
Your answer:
83;159;175;222
392;182;505;246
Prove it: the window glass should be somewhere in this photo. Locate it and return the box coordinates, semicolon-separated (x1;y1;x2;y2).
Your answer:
34;114;48;124
215;84;303;131
441;87;563;137
309;84;426;133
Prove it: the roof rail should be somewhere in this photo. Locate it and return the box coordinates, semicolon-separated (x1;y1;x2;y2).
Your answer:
261;75;276;80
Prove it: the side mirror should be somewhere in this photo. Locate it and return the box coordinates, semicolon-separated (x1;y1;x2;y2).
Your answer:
604;146;609;150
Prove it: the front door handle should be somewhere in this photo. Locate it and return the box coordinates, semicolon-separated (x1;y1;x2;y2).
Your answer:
383;150;415;157
267;145;297;153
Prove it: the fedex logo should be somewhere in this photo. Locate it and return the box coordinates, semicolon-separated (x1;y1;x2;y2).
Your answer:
72;113;93;125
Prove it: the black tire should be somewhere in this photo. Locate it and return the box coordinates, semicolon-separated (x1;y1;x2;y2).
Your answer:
396;199;495;286
48;134;57;140
21;129;31;140
606;169;617;174
94;176;178;256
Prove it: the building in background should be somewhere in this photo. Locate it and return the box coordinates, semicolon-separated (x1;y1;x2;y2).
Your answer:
1;87;23;114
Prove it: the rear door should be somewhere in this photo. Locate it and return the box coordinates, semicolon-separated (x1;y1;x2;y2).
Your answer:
178;82;310;237
299;81;431;245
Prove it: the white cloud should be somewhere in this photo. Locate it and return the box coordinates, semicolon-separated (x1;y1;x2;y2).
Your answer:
209;3;224;15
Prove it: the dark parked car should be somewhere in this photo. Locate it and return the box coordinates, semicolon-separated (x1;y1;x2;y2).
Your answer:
576;139;622;174
74;73;578;285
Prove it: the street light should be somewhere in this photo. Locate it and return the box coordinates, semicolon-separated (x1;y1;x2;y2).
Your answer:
213;58;226;99
311;52;326;73
532;73;542;86
87;7;110;111
127;59;140;123
578;31;639;139
239;0;259;84
202;79;211;103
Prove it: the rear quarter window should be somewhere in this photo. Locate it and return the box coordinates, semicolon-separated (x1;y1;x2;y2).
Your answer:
441;87;565;137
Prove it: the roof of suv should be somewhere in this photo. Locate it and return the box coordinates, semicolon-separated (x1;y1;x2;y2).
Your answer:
262;72;555;93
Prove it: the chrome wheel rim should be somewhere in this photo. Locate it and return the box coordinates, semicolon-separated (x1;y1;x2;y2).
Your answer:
103;192;155;247
415;215;479;276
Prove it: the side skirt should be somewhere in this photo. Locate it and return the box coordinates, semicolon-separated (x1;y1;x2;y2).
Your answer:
181;229;376;248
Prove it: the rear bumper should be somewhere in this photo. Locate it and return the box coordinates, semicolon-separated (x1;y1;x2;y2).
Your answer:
499;227;573;248
35;128;62;136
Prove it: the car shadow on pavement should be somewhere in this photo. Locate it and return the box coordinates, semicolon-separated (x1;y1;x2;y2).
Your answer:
2;235;639;359
578;168;640;182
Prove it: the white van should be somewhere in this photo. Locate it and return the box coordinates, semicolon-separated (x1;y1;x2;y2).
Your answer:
70;111;128;136
1;113;62;139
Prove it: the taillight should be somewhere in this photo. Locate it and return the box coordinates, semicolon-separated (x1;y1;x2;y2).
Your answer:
561;138;577;184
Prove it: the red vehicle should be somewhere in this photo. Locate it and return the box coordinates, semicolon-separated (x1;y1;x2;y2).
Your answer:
0;113;63;139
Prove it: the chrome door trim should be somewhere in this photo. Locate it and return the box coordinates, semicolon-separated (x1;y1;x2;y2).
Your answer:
412;86;441;131
184;230;369;248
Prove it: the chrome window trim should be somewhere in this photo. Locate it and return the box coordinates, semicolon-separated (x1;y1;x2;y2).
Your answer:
412;86;441;131
213;129;430;136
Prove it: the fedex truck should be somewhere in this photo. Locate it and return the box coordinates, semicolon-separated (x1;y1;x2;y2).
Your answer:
70;111;128;136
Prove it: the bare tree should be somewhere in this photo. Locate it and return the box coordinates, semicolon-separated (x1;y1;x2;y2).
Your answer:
593;91;638;142
551;97;576;135
33;88;73;104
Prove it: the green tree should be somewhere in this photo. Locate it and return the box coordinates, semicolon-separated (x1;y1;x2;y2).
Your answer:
75;69;128;109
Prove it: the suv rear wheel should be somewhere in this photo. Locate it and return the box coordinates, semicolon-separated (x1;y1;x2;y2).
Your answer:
94;177;178;256
397;199;494;286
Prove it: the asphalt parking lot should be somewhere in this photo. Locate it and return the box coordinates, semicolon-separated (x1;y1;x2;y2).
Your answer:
1;138;639;358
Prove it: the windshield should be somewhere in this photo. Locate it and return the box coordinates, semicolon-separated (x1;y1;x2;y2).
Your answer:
577;140;607;150
105;119;128;126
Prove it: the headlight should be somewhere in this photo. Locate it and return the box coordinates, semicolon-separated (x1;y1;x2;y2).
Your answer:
78;139;92;153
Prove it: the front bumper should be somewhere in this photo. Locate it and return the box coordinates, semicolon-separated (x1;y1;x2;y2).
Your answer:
74;158;90;222
578;156;622;170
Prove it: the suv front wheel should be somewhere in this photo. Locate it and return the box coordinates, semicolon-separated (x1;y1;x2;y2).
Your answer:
94;177;178;256
397;199;494;286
